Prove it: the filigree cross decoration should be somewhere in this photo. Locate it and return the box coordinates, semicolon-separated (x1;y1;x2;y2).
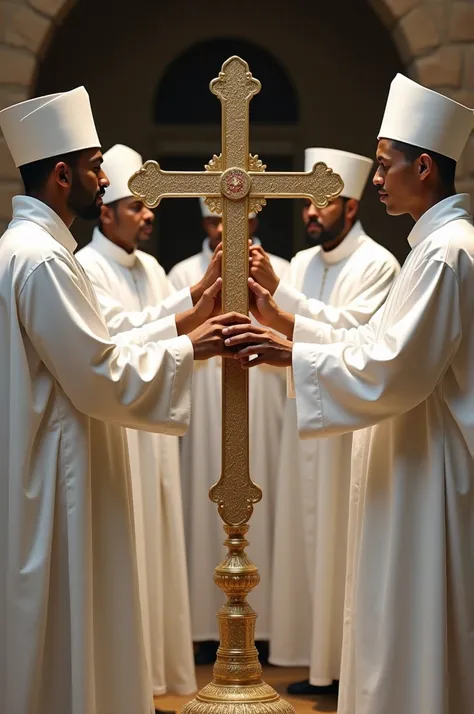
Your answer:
129;56;343;525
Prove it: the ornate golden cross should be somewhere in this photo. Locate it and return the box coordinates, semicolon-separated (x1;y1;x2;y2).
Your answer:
129;56;343;525
129;56;343;714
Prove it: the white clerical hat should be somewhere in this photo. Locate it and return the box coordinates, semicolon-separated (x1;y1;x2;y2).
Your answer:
0;87;100;168
378;74;474;161
199;196;218;217
199;196;221;218
305;148;373;201
199;197;257;219
101;144;143;205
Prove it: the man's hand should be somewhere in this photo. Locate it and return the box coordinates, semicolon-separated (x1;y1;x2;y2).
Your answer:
249;245;280;295
222;323;293;368
189;312;251;360
190;243;222;305
248;278;295;339
176;278;222;336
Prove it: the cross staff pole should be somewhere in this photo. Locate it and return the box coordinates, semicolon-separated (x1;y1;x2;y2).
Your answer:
129;55;343;714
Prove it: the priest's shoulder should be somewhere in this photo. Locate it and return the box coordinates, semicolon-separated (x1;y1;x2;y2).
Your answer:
75;244;112;284
0;219;73;266
267;252;290;275
135;248;167;277
288;245;321;266
0;220;77;296
168;251;202;277
357;234;400;270
419;218;474;272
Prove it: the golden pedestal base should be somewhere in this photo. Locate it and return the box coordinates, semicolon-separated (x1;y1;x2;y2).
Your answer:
182;526;295;714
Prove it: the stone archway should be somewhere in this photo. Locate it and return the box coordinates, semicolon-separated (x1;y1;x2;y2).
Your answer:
1;0;473;231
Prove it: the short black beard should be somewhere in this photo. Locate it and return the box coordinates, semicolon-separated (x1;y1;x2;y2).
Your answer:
67;174;104;221
74;200;102;221
305;209;346;247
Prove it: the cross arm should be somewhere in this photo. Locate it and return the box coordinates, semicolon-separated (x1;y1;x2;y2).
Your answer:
128;161;222;208
249;162;344;208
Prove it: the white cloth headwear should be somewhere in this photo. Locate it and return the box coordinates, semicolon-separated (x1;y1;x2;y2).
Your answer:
199;197;221;218
199;197;257;219
0;87;100;168
378;74;474;161
305;148;373;201
101;144;143;205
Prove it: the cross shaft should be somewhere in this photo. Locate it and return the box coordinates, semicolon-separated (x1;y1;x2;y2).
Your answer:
129;56;343;526
128;53;344;714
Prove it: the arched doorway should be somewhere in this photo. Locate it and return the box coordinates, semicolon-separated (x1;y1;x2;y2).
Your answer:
2;0;473;251
32;0;412;263
10;0;467;263
154;38;298;125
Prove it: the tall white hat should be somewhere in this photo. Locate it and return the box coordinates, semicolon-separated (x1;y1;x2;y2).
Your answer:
305;148;373;201
0;87;100;168
199;197;257;219
102;144;143;205
378;74;474;161
199;196;220;218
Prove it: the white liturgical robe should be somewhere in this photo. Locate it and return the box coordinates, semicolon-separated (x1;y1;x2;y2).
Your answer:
270;222;399;685
77;229;197;696
0;197;194;714
169;240;289;640
291;194;474;714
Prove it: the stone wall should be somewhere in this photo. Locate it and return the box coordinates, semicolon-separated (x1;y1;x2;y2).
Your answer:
369;0;474;197
0;0;473;234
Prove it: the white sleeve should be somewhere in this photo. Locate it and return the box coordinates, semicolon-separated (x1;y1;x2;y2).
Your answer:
168;264;192;292
19;257;194;434
292;310;383;347
286;298;386;400
82;262;192;340
292;259;461;438
274;258;399;328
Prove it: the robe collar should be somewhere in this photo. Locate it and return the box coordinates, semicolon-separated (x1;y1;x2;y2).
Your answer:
408;194;472;249
319;220;366;265
10;195;77;253
91;227;137;267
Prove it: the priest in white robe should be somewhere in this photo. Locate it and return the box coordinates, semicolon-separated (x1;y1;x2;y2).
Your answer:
77;144;221;699
249;149;399;694
223;74;474;714
168;199;289;664
0;89;248;714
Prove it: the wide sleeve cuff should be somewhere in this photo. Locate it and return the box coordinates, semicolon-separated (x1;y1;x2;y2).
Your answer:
292;342;325;438
273;280;307;315
135;314;178;344
162;334;194;435
293;314;334;344
167;287;193;314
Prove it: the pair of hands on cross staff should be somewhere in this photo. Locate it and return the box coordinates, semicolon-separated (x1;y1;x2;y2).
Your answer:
176;241;295;366
226;275;295;369
220;243;294;368
174;242;243;360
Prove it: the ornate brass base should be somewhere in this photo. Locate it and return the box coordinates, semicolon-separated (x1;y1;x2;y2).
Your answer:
182;526;295;714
